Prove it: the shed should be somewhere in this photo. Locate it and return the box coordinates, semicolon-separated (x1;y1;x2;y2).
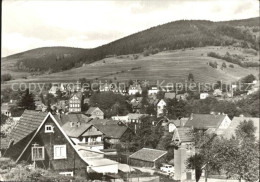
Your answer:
129;148;167;168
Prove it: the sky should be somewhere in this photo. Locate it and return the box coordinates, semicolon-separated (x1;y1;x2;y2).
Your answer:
2;0;259;57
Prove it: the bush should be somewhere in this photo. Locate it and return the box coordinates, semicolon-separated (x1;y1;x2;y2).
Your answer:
229;64;234;68
1;73;12;82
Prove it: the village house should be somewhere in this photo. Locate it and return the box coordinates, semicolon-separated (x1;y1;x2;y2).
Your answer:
184;113;232;134
62;121;104;151
111;115;129;123
171;127;196;181
176;93;189;101
89;119;132;149
155;117;189;133
127;113;147;123
2;110;119;177
164;92;176;100
130;97;143;113
1;103;11;117
85;107;104;119
148;85;159;95
68;92;82;113
200;92;209;99
223;116;260;140
213;89;223;97
128;84;142;95
157;99;167;117
49;85;59;96
129;148;167;168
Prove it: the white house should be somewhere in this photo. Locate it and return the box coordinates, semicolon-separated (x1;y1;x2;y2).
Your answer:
111;115;129;123
157;99;167;117
148;86;159;95
128;85;142;95
200;93;209;99
49;85;59;96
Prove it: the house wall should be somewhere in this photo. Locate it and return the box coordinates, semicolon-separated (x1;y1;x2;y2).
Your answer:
129;158;154;168
19;116;87;177
218;116;232;129
69;95;81;113
130;155;166;168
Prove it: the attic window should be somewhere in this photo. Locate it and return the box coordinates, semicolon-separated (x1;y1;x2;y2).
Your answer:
45;125;54;133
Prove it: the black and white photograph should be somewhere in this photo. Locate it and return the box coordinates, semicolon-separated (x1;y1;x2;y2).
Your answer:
0;0;259;181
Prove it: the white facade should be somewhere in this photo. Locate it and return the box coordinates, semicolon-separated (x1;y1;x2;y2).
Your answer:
148;87;159;95
200;93;209;99
111;115;129;123
168;123;177;132
218;115;232;129
157;99;166;117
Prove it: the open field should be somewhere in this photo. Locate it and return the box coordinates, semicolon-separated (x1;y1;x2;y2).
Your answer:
2;46;259;90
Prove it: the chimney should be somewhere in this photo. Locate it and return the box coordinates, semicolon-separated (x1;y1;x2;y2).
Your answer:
77;122;81;127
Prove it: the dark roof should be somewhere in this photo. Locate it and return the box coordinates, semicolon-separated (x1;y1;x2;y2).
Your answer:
176;127;193;142
129;148;167;162
62;122;92;138
184;114;227;129
54;114;92;126
8;110;47;145
90;119;128;139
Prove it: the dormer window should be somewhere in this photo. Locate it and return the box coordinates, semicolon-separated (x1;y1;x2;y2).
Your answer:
45;125;54;133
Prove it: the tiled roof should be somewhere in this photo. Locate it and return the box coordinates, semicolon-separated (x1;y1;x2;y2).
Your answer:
62;122;92;138
55;114;92;126
94;124;128;139
185;114;226;129
176;127;193;142
90;119;128;139
223;117;260;140
129;148;167;162
8;110;47;145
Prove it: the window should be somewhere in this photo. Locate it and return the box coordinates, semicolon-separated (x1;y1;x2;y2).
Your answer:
31;146;45;161
54;145;67;159
45;125;54;133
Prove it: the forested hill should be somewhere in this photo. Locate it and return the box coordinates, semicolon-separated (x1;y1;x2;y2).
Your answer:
2;17;259;73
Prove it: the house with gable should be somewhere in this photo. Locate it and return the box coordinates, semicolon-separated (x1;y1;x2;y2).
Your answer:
85;107;104;119
148;85;159;95
3;110;119;177
128;84;142;95
184;113;232;133
68;92;82;113
61;121;104;150
89;119;132;148
49;85;59;96
130;97;143;113
157;99;167;117
223;116;260;140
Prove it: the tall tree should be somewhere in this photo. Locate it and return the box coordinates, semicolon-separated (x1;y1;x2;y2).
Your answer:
17;89;36;110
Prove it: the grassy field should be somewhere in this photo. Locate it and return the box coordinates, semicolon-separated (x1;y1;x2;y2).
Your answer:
2;46;259;90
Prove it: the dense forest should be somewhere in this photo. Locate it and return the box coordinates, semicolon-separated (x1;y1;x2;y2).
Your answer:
3;17;259;73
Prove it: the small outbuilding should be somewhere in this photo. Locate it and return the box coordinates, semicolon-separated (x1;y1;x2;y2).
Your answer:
129;148;167;168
